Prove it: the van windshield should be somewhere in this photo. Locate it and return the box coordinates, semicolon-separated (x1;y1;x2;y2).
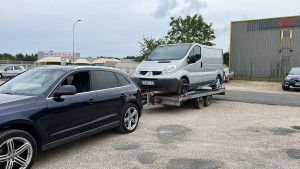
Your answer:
146;44;192;61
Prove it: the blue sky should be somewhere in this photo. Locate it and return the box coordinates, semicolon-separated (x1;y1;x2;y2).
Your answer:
0;0;299;58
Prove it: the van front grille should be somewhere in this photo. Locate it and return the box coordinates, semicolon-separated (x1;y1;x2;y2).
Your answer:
139;71;162;76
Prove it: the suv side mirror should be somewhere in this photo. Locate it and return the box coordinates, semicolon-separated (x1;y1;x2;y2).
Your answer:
54;85;76;97
188;55;196;64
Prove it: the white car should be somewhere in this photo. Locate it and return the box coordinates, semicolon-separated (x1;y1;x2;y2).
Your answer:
223;65;234;82
0;65;26;78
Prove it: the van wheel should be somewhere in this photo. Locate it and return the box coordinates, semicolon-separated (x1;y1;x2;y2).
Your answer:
0;129;37;169
177;78;189;95
212;76;222;90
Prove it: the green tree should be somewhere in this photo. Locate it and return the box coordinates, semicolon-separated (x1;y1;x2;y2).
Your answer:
136;36;166;62
16;53;25;60
166;14;216;45
223;52;229;66
123;56;136;59
137;14;216;62
0;53;15;60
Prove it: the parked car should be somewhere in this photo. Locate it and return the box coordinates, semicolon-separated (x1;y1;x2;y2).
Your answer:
133;43;224;95
223;64;234;82
282;67;300;91
0;66;142;168
0;65;26;78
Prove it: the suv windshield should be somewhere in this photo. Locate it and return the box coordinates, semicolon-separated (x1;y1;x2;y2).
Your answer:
146;44;192;61
290;68;300;75
0;69;65;95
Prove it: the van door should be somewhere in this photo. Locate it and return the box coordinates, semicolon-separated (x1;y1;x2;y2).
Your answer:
186;45;206;84
3;66;14;77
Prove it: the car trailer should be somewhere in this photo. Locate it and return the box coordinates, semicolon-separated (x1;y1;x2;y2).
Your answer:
142;87;225;109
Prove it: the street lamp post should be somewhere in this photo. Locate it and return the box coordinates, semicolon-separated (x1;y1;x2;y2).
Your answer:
73;19;81;65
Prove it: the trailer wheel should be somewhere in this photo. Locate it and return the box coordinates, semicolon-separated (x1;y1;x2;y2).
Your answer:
204;95;212;107
194;97;204;109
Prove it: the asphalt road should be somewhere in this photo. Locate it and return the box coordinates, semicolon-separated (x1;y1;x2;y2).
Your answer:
213;90;300;107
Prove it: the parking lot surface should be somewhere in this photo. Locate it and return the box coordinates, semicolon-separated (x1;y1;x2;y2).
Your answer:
32;101;300;169
1;79;300;168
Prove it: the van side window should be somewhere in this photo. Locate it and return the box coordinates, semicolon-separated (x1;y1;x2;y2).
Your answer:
188;46;201;61
14;66;21;70
115;73;130;86
194;46;201;61
61;72;90;93
93;71;118;90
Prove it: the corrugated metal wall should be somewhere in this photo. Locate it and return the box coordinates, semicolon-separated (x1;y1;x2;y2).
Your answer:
230;16;300;77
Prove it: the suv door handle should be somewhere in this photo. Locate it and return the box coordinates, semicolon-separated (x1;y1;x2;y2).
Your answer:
120;94;127;98
88;99;95;104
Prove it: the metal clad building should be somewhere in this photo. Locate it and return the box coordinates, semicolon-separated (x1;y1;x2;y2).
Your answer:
230;15;300;77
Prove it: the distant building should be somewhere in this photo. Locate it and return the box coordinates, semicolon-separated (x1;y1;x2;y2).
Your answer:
230;15;300;77
37;51;80;65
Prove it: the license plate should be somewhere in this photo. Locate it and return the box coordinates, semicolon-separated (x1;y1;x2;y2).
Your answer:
295;82;300;86
141;80;154;85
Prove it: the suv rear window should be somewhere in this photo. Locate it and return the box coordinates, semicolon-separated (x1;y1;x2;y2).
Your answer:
115;73;130;86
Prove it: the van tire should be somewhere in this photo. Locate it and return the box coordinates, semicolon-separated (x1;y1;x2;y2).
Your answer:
177;78;189;95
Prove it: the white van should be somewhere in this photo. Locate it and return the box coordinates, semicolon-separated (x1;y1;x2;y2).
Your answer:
133;43;224;95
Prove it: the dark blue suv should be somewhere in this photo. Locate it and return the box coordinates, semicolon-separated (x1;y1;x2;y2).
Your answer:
0;66;143;168
282;67;300;91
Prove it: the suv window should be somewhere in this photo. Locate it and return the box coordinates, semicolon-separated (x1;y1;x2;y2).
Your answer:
115;73;130;86
61;71;90;93
93;71;118;90
14;66;21;70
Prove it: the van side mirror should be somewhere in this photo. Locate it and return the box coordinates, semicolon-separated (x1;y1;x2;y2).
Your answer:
188;55;196;64
54;85;76;97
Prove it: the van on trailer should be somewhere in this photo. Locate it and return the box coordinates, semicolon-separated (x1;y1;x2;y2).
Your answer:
133;43;224;95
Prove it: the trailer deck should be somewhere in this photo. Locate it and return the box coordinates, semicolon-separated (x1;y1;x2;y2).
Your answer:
143;88;225;109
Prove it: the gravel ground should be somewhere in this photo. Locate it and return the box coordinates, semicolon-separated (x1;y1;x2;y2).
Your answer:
32;101;300;169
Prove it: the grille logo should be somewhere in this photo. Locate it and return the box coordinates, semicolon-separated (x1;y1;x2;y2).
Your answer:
146;71;152;76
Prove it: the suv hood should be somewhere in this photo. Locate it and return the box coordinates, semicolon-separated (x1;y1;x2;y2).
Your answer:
0;94;39;113
139;60;181;72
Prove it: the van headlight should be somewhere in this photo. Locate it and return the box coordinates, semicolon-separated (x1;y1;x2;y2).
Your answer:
136;65;141;74
285;77;291;80
162;65;177;75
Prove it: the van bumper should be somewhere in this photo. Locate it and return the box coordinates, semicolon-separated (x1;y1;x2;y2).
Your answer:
133;77;179;93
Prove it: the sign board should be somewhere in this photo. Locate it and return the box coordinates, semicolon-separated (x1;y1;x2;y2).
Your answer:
259;19;300;29
43;52;73;57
